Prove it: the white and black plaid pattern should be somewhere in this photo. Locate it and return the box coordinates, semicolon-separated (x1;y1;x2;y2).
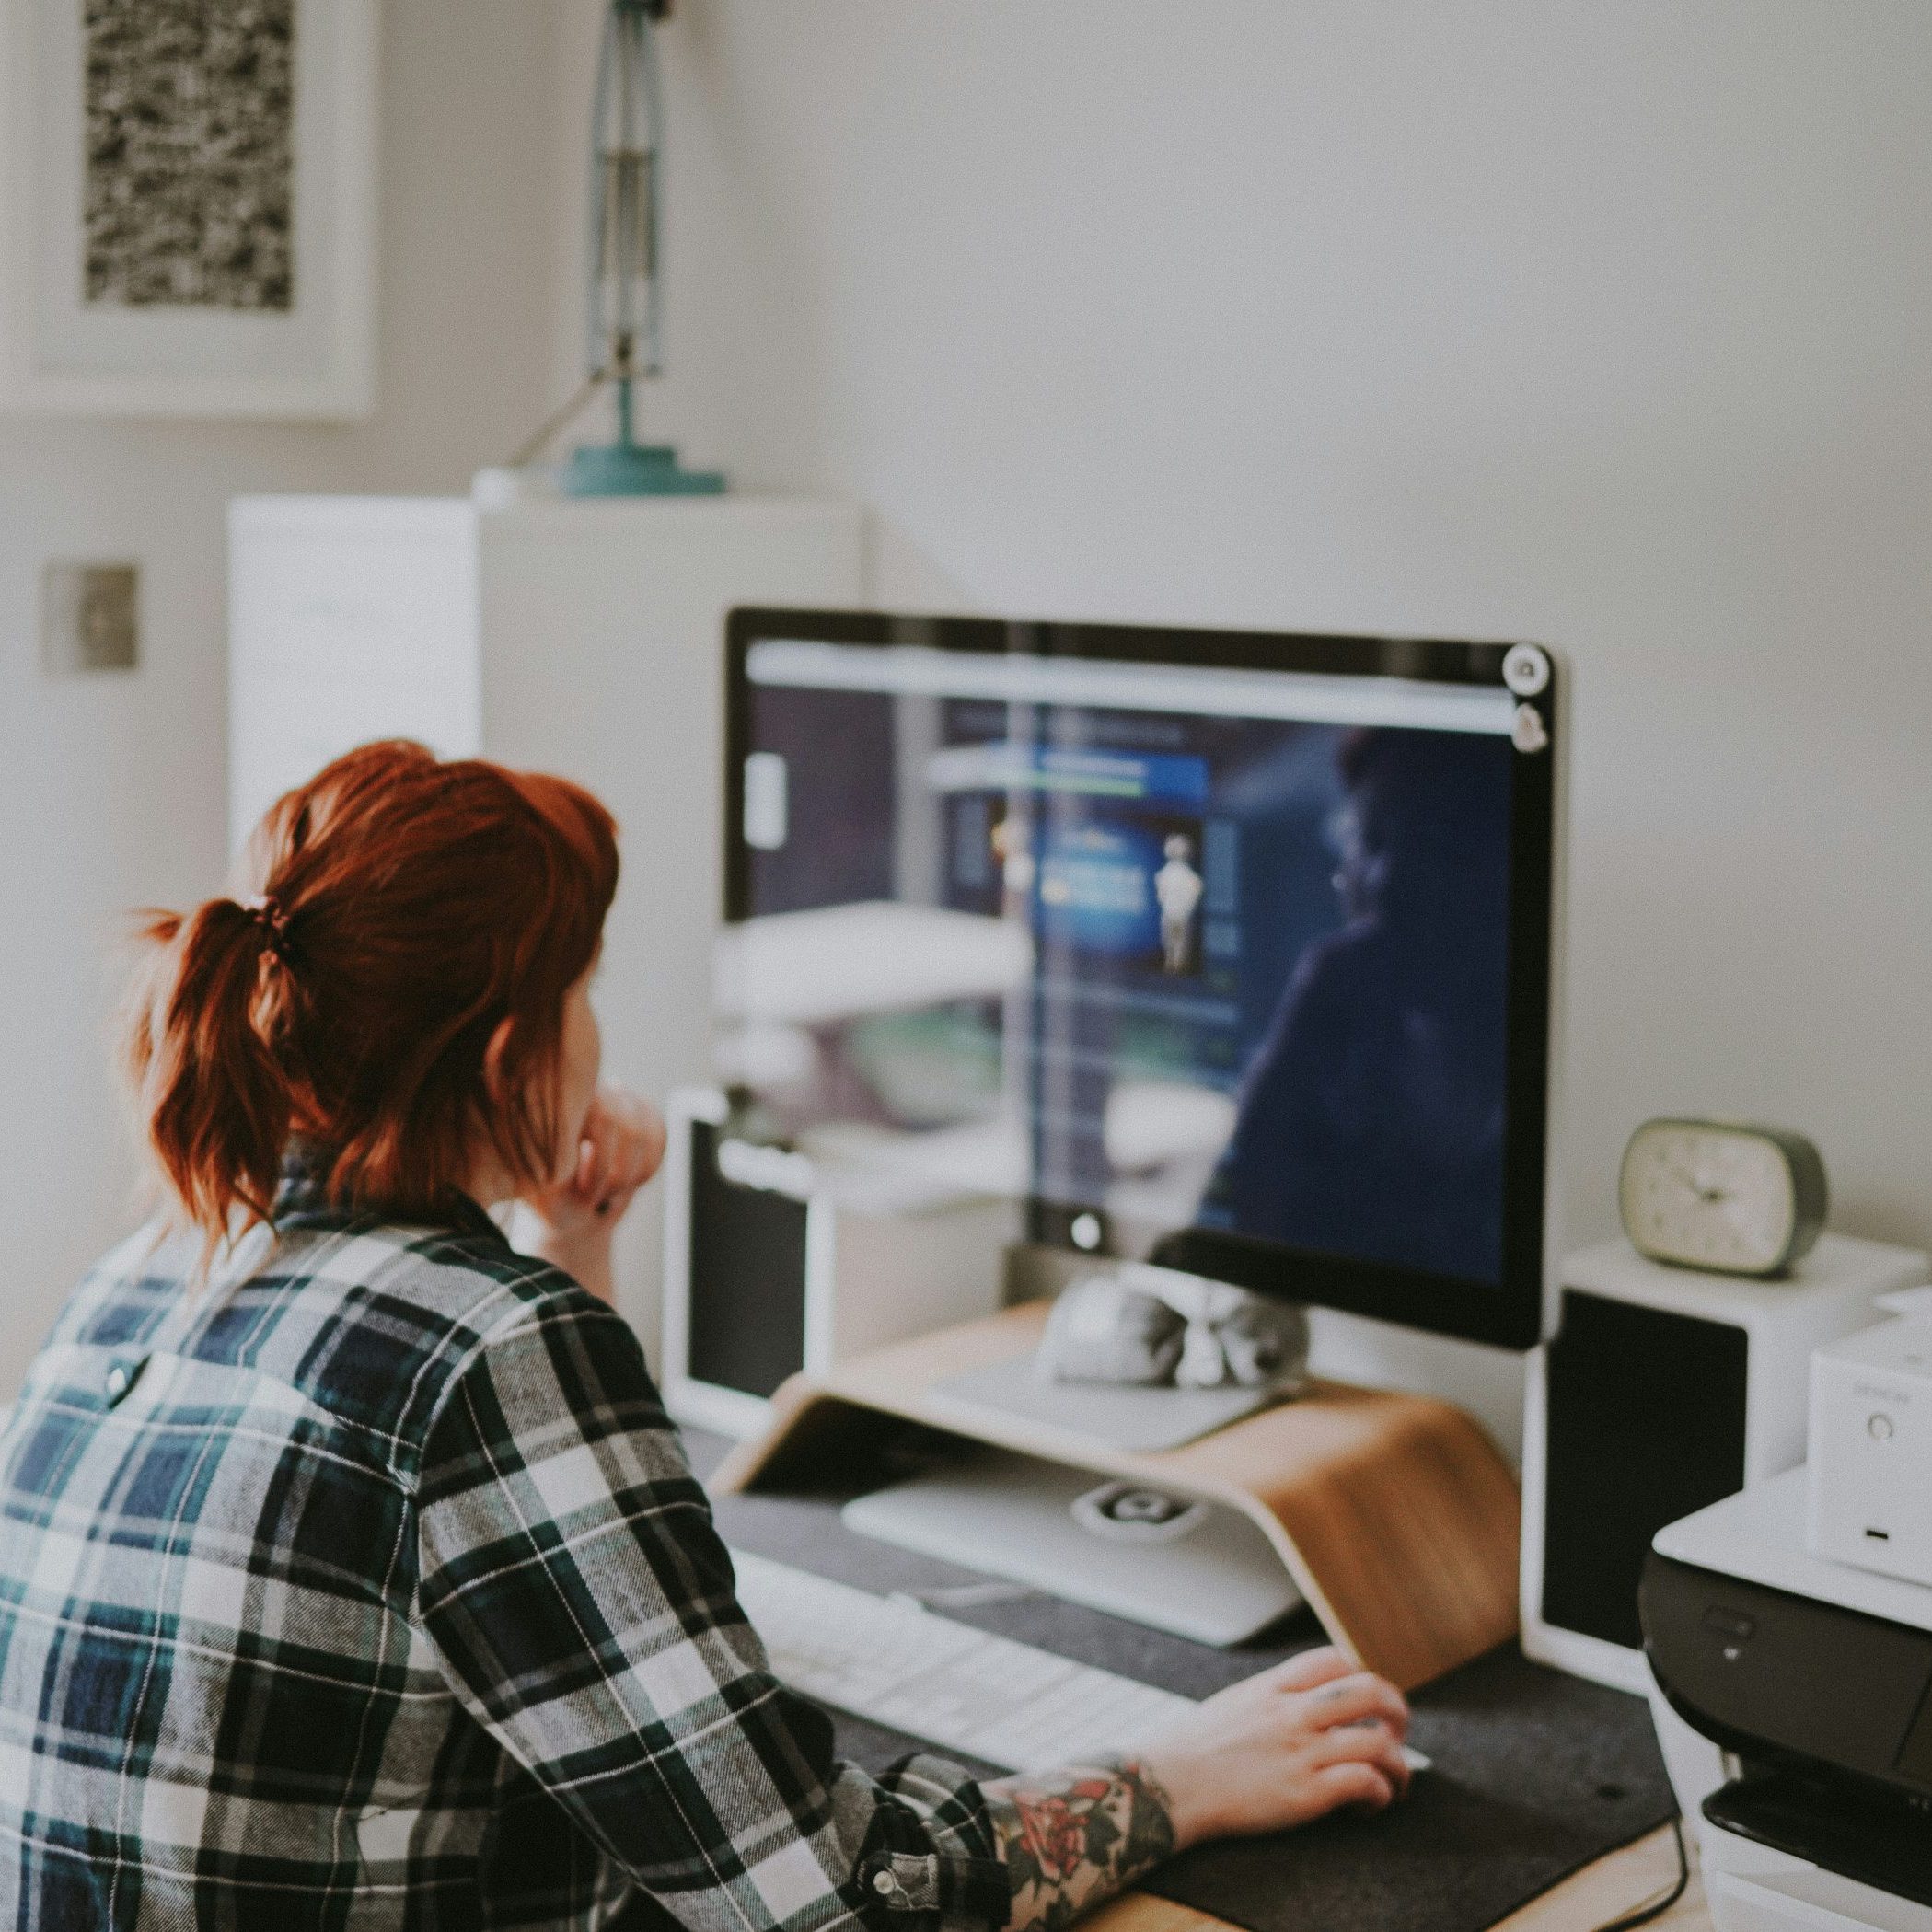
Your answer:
0;1176;1011;1931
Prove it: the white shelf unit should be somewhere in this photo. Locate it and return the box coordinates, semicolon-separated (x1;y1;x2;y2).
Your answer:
229;492;868;1344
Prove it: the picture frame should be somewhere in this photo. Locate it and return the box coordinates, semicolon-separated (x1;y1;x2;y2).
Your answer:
0;0;376;421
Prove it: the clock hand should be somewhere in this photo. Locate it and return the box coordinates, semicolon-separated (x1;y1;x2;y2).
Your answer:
1669;1163;1728;1203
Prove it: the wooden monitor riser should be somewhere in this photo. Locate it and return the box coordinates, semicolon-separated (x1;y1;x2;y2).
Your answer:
712;1301;1521;1692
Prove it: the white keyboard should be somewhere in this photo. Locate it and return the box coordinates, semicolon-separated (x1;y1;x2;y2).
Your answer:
730;1549;1430;1777
731;1548;1197;1770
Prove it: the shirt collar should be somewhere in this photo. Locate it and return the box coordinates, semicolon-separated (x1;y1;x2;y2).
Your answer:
274;1144;507;1246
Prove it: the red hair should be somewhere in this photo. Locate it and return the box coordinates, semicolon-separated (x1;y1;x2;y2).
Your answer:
123;740;619;1241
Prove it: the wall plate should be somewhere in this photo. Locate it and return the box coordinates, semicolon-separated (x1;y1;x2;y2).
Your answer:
41;561;137;672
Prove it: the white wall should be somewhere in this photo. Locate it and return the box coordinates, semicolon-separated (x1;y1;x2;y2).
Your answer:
0;0;562;1397
615;2;1931;1350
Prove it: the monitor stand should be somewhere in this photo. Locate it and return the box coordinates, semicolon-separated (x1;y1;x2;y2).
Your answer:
930;1345;1289;1454
712;1300;1524;1690
840;1444;1303;1647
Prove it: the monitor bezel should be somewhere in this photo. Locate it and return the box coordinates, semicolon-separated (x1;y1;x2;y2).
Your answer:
723;607;1560;1352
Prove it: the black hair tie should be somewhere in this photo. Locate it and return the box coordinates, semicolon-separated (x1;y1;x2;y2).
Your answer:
240;893;296;964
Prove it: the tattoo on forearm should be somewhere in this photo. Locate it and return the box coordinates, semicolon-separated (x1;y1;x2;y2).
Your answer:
986;1757;1177;1932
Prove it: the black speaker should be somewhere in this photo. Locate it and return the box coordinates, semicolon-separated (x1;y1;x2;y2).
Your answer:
1521;1234;1915;1688
660;1088;1014;1437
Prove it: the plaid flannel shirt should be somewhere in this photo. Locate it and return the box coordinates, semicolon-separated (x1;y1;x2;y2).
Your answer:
0;1178;1013;1932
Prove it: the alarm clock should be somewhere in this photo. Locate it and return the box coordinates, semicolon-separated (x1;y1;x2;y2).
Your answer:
1618;1117;1829;1278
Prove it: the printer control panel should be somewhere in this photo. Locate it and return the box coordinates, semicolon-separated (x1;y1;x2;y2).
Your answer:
1639;1551;1932;1799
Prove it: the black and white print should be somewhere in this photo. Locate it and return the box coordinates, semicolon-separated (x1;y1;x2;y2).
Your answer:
83;0;295;312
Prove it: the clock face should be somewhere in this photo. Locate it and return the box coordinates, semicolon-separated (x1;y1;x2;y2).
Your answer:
1619;1121;1798;1275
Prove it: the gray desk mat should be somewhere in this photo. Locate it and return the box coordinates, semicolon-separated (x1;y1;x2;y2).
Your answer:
688;1430;1677;1932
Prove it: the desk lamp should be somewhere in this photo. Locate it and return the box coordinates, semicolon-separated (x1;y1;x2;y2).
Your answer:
510;0;724;497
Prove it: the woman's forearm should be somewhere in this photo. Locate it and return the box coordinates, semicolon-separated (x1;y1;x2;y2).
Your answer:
524;1224;616;1304
982;1758;1178;1932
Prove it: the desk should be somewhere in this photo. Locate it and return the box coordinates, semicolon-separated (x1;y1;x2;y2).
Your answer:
695;1424;1685;1932
1093;1826;1710;1932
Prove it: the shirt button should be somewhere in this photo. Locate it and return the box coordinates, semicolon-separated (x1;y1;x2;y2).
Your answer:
872;1872;898;1898
103;1358;145;1406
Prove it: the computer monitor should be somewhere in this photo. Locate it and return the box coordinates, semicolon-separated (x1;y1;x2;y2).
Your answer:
719;610;1562;1351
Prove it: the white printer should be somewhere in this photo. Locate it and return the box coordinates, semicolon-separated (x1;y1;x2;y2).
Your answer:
1809;1298;1932;1590
1641;1464;1932;1932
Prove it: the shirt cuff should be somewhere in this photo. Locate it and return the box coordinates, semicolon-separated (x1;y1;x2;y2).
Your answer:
864;1754;1014;1932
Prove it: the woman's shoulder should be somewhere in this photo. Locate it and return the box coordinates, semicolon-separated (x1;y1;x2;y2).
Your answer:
242;1205;611;1458
32;1216;194;1361
47;1202;621;1478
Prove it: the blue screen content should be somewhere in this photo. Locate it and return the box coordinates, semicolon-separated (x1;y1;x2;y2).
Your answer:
730;648;1518;1289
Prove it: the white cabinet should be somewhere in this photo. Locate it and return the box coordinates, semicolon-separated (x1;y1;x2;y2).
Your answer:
228;492;868;1345
229;497;482;849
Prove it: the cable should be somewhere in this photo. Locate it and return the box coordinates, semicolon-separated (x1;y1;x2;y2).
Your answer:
1592;1814;1691;1932
504;369;609;471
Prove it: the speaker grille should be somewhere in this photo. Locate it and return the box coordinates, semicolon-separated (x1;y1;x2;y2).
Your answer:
1542;1289;1748;1651
688;1121;809;1400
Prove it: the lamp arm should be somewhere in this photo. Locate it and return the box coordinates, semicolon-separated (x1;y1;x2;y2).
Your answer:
588;0;668;392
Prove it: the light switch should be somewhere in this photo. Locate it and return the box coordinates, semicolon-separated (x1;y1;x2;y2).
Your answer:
42;561;139;673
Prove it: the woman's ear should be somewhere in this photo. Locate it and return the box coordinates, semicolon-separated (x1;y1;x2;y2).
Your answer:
482;1014;516;1109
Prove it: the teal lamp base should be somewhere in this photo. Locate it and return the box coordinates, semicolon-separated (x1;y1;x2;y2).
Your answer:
562;439;726;498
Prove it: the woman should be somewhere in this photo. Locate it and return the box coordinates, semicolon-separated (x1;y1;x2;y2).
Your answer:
0;741;1410;1927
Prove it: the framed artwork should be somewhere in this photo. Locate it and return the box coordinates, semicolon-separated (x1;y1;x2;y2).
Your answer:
0;0;376;420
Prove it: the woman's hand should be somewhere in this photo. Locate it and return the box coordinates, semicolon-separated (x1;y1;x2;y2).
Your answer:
522;1086;666;1302
1138;1646;1411;1849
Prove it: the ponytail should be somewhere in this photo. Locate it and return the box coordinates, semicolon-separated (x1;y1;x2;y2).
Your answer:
123;896;296;1245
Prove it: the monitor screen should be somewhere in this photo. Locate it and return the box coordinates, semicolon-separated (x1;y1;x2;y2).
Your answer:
720;612;1559;1349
